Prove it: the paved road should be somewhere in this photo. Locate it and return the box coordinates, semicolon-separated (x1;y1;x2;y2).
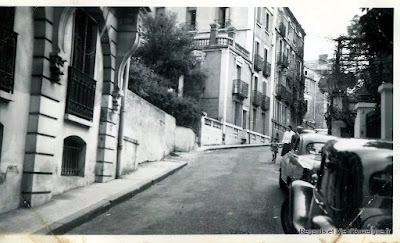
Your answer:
67;147;286;234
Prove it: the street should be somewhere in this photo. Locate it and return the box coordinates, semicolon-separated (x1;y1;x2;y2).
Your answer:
67;147;286;234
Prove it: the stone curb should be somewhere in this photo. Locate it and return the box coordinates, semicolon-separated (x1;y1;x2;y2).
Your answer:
33;162;188;235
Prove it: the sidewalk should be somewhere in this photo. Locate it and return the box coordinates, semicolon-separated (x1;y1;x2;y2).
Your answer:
197;143;271;151
0;159;187;235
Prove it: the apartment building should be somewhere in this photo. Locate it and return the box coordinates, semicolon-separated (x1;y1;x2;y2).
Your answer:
304;55;331;130
0;7;158;214
162;7;285;144
271;7;306;140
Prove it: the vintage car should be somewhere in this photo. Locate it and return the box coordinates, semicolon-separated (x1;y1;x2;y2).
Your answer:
281;138;393;234
279;133;335;188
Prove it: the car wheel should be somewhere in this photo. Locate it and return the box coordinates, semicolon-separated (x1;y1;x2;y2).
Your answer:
281;198;298;234
279;172;286;189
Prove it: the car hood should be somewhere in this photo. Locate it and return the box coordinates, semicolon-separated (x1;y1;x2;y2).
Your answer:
296;154;322;171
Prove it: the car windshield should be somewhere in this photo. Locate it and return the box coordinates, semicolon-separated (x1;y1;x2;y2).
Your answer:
305;143;325;154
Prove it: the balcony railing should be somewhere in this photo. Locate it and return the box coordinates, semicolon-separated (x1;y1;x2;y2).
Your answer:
254;54;263;71
216;36;233;46
66;66;97;121
285;90;293;105
277;52;289;67
0;28;18;93
252;90;262;106
215;19;231;29
194;37;249;59
263;62;271;77
233;79;249;99
278;22;286;37
185;21;198;31
276;83;287;101
261;95;270;110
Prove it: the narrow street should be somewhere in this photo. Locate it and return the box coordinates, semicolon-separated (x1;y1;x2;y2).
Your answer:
67;147;286;234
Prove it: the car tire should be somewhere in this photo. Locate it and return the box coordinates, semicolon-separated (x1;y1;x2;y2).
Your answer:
281;198;298;234
279;172;286;189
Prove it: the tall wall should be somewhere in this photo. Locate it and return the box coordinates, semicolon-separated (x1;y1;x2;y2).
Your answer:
200;50;222;119
0;7;34;214
124;91;176;164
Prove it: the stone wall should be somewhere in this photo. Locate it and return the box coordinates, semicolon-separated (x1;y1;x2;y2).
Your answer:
124;91;176;164
174;127;197;152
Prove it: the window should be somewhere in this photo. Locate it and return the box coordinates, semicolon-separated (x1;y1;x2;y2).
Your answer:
62;136;86;176
254;76;258;92
0;123;3;163
264;49;268;63
255;41;260;56
0;7;17;93
243;110;247;129
218;7;230;28
265;13;270;31
66;8;98;121
262;81;267;95
252;108;257;130
256;7;261;24
155;7;165;16
236;65;242;79
305;100;308;112
234;101;241;126
262;112;266;134
186;7;197;31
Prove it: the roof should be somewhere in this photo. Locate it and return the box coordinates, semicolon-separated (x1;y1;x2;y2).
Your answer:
324;138;393;166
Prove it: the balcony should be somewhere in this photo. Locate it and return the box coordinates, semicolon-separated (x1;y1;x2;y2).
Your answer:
185;21;198;31
278;22;286;37
277;52;289;68
0;28;17;93
215;19;231;29
232;79;249;99
254;54;263;72
285;90;293;105
276;83;287;101
66;66;97;121
285;69;295;87
194;37;249;59
261;95;270;110
252;90;262;106
263;62;271;77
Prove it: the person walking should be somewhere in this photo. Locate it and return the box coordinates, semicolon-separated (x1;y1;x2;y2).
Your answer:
281;125;295;156
270;137;279;162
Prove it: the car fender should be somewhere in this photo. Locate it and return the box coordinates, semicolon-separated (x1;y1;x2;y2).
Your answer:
288;180;315;231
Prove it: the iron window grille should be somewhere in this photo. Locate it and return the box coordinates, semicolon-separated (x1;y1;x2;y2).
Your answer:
61;137;86;176
66;8;97;121
0;7;17;93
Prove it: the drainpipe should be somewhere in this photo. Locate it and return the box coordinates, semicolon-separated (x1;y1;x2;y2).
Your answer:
116;33;140;178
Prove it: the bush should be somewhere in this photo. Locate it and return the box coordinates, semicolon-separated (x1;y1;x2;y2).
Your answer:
128;59;202;132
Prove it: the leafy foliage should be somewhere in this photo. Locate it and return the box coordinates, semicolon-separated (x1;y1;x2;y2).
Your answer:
136;12;198;88
128;59;203;131
320;8;392;135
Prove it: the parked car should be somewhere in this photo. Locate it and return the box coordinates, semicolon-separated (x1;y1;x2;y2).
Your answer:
279;133;335;188
315;128;328;135
281;138;393;234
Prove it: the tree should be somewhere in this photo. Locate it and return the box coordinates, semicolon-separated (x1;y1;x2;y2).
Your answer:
137;12;200;89
129;12;208;132
318;9;393;136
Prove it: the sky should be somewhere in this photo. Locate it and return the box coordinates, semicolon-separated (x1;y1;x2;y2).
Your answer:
289;3;363;62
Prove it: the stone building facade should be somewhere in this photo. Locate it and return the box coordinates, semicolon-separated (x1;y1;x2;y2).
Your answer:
0;6;197;215
271;7;306;140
